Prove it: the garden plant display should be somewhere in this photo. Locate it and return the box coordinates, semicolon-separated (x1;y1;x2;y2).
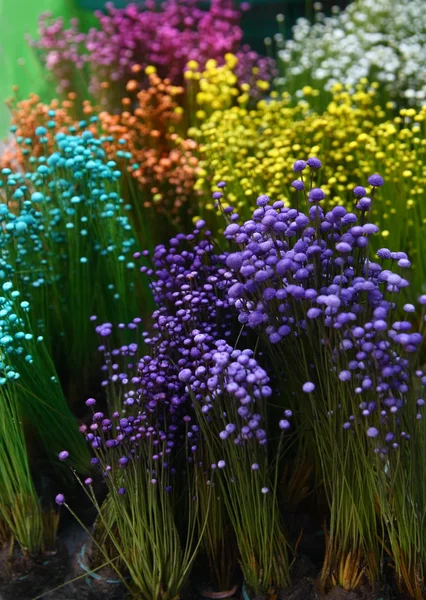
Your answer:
2;0;426;598
50;158;426;600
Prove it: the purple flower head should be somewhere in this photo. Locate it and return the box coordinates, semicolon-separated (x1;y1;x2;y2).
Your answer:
55;493;65;505
356;197;372;211
293;160;307;172
292;179;305;191
377;248;391;260
256;195;270;207
336;242;352;253
368;174;384;187
367;427;379;438
353;186;367;197
58;451;69;461
306;157;322;169
308;188;325;203
217;181;227;189
303;382;315;393
179;368;192;383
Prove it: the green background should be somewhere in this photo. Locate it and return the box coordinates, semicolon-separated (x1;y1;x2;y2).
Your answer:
0;0;95;137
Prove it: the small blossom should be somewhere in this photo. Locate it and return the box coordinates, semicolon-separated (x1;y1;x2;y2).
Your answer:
55;493;65;505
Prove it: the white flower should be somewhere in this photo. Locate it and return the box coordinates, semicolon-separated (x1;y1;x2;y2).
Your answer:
279;0;426;105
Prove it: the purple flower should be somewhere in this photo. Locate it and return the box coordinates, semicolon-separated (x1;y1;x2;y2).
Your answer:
306;157;322;169
367;427;379;438
336;242;352;253
353;186;367;197
256;195;270;207
293;160;307;172
303;382;315;393
85;398;96;407
292;180;305;191
218;460;226;469
55;493;65;505
308;188;325;202
279;419;290;430
118;487;126;495
356;197;372;211
261;487;270;494
338;370;351;381
368;174;384;187
58;451;69;461
178;369;192;382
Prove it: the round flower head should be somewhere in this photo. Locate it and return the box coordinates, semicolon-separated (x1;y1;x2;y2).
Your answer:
356;197;372;211
367;427;379;438
58;450;69;461
217;181;226;188
178;368;192;382
55;493;65;505
293;160;307;172
306;157;322;169
368;174;384;187
256;195;270;207
292;180;305;191
353;186;367;197
377;248;392;260
303;382;315;393
261;487;270;494
309;188;326;202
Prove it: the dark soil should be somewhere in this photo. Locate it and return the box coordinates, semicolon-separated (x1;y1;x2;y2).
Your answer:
278;553;395;600
0;542;68;600
0;524;400;600
40;534;127;600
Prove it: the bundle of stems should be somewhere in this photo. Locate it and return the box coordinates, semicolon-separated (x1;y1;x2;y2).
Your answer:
0;381;57;555
0;280;88;473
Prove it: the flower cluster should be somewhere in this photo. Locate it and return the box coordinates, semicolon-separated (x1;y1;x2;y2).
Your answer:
30;0;275;102
71;218;291;595
223;162;425;438
3;73;199;223
191;83;426;294
0;122;144;402
95;71;199;221
278;0;426;105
